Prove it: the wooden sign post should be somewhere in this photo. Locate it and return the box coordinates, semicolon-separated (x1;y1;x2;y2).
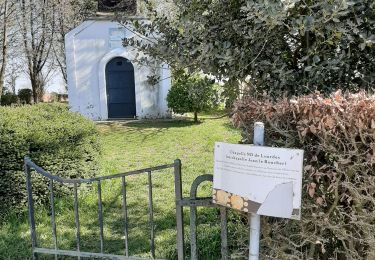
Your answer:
212;122;304;260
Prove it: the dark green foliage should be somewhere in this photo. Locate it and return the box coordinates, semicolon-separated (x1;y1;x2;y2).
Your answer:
124;0;375;97
0;103;101;215
1;93;18;106
98;0;137;14
17;88;33;104
167;72;219;122
56;93;68;102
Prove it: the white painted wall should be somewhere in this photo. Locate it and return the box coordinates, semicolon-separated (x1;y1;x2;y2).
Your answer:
65;20;171;120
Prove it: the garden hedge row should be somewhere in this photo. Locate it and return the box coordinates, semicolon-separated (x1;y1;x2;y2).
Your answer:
232;91;375;259
0;103;101;215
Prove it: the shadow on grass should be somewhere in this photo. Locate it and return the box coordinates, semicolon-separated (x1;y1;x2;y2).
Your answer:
99;120;200;129
98;120;203;142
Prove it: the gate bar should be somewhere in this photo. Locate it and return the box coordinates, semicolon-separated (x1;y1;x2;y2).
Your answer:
25;162;38;260
73;183;81;259
24;157;174;184
98;180;104;253
33;247;155;259
147;171;155;258
121;176;129;257
174;159;185;260
49;180;58;260
189;174;214;260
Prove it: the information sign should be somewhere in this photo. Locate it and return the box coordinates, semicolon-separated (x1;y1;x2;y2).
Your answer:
213;142;304;220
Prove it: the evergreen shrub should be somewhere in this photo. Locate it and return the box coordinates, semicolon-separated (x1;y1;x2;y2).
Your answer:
1;93;18;106
0;103;101;215
18;88;33;104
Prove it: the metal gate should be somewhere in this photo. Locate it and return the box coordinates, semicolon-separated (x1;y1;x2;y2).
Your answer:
25;157;228;260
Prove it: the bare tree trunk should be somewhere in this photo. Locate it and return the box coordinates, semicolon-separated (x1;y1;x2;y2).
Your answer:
194;111;198;122
0;0;8;98
20;0;55;103
10;76;15;94
55;46;67;87
30;74;38;103
55;1;67;87
29;72;45;103
7;63;19;94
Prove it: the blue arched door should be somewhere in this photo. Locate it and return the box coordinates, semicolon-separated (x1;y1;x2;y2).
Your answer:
106;57;136;118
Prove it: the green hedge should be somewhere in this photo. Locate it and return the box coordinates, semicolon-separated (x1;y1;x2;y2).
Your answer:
1;93;18;106
0;103;101;215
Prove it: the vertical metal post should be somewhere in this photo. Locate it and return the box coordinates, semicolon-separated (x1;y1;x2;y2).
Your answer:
49;180;58;260
147;171;155;258
189;174;214;260
220;207;228;260
249;122;264;260
25;161;38;260
121;176;129;257
174;159;185;260
73;183;81;259
97;181;104;253
189;202;198;260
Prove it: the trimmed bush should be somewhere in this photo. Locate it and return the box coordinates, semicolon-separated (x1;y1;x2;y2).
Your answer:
18;88;33;104
232;91;375;259
1;93;18;106
0;103;101;215
168;71;219;122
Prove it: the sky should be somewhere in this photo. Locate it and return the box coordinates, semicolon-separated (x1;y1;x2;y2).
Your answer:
15;69;67;94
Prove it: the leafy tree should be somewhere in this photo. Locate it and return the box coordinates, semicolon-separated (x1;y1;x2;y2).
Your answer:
123;0;375;97
167;72;218;122
18;88;32;104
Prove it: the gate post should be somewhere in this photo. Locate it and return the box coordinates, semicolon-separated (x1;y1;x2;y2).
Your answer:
174;159;185;260
25;159;38;260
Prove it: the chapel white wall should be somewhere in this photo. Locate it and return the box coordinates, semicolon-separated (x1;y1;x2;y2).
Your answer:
65;20;171;120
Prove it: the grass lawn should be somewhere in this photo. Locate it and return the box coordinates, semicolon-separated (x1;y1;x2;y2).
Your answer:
0;113;244;259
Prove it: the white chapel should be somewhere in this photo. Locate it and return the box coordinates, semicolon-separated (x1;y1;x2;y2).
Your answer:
65;0;171;120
